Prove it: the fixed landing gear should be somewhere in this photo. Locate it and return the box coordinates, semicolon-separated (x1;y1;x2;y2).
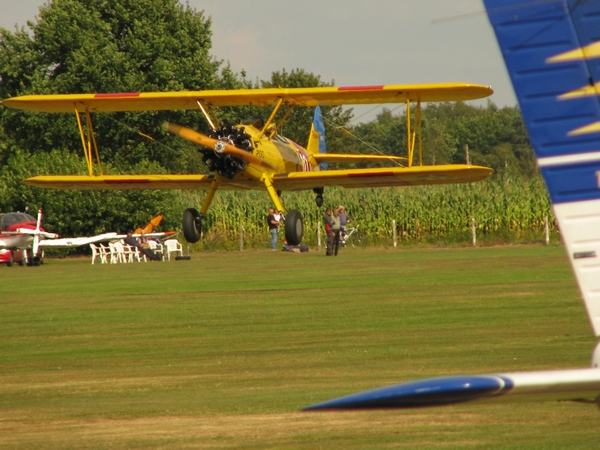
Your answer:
315;195;323;207
313;187;324;207
182;208;202;243
25;249;42;266
284;210;304;245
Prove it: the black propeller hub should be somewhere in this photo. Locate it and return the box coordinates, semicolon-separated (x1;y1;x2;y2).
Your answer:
202;121;253;179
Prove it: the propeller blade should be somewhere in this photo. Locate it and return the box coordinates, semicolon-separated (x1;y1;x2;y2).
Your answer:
32;234;40;258
165;122;276;169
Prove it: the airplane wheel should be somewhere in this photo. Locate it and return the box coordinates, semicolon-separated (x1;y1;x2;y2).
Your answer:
285;210;303;245
26;250;33;266
316;194;323;207
183;208;202;243
6;253;13;267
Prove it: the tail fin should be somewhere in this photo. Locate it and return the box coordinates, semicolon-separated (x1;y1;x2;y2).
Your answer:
135;213;164;235
306;106;328;170
485;0;600;336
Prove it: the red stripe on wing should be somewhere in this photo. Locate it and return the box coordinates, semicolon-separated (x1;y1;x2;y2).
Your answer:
348;172;394;178
94;93;141;98
103;179;150;184
338;85;385;91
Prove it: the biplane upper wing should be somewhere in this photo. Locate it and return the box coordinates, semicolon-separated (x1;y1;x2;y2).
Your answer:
1;83;493;113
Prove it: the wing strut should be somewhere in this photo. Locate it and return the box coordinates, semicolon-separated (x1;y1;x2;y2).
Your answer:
417;100;423;166
196;100;219;131
403;99;423;168
258;98;284;139
274;105;296;135
75;107;103;176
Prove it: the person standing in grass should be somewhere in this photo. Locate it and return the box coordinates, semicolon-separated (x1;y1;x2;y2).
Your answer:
331;208;342;256
267;208;279;251
338;205;352;245
324;207;334;256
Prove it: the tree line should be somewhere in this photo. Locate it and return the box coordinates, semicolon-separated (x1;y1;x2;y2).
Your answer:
0;0;542;245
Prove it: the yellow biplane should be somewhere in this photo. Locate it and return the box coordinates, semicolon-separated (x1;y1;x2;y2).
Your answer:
1;83;494;245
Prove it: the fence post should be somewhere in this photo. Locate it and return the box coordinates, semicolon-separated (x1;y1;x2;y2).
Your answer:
318;222;321;251
239;223;244;251
544;216;549;245
392;219;397;248
471;217;476;247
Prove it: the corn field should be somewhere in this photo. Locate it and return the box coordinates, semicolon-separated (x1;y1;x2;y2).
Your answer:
175;176;555;250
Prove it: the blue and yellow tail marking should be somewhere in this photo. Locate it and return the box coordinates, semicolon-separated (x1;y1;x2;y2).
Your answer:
485;0;600;204
312;106;328;170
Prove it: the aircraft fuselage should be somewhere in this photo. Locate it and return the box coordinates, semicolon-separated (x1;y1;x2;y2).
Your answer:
0;212;39;250
205;123;318;183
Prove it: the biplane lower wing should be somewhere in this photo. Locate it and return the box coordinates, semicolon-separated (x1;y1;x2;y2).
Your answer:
25;174;222;190
273;164;492;190
25;165;492;191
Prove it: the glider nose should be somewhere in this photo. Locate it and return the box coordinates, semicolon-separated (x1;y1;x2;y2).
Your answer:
303;376;512;410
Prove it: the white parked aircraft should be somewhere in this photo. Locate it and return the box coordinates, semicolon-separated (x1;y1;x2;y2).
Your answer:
0;209;168;266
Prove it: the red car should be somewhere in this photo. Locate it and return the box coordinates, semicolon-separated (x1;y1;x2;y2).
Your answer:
0;248;25;267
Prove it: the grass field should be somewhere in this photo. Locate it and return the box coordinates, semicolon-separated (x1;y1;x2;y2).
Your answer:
1;245;598;449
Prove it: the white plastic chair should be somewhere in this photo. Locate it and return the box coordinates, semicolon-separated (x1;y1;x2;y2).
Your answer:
89;243;108;264
108;242;121;263
163;239;183;261
147;240;163;259
133;245;146;262
125;241;145;262
99;243;112;263
113;241;135;263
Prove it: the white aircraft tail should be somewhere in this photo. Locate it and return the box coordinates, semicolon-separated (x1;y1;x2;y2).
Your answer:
484;0;600;337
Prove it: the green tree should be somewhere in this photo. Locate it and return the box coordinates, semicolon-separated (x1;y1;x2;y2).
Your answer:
350;108;408;159
0;148;185;237
0;0;224;170
0;0;233;238
349;101;535;178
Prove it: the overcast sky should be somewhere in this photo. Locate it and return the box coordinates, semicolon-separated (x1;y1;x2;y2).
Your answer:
0;0;516;124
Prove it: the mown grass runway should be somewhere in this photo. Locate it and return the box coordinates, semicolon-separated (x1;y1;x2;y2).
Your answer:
1;245;598;448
